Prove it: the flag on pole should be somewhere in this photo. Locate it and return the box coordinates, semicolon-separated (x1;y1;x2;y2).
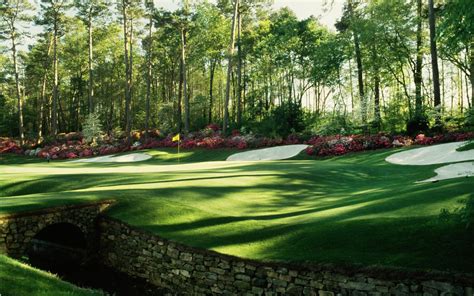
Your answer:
172;133;181;163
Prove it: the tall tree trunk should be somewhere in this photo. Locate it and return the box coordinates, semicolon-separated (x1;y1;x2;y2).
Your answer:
414;0;423;118
428;0;441;123
10;32;24;145
177;59;183;132
236;8;243;128
354;33;365;124
38;75;47;141
348;0;365;125
348;58;354;113
88;12;94;114
372;46;381;127
52;17;59;136
223;0;239;134
145;12;153;138
208;59;216;124
181;27;189;132
470;40;474;108
129;17;134;138
121;0;132;143
38;35;53;142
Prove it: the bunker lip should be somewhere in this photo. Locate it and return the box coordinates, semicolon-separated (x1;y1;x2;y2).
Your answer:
385;141;474;166
226;144;309;161
385;141;474;182
70;152;152;163
416;162;474;183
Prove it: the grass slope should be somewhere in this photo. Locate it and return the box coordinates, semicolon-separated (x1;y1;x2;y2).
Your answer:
456;141;474;151
1;147;473;273
0;254;103;296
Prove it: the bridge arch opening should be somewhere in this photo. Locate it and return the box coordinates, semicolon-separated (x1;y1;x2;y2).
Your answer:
26;222;87;274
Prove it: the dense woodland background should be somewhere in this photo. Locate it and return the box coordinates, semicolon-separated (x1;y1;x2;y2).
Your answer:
0;0;473;145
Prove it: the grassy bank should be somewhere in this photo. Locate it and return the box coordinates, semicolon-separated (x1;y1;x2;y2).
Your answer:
0;254;103;296
1;147;473;273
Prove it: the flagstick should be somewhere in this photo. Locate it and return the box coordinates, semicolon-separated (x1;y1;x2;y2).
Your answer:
178;140;180;164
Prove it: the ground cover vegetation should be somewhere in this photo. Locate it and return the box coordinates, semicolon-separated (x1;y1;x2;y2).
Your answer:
0;254;103;296
0;0;473;145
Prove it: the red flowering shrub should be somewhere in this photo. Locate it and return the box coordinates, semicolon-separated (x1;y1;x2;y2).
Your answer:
66;152;78;159
305;146;315;155
0;138;22;154
2;129;473;160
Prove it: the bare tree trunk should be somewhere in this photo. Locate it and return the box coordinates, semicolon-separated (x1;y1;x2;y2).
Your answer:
414;0;423;118
88;12;94;114
223;0;239;134
145;11;153;138
129;17;134;137
10;32;24;144
470;40;474;108
38;35;52;141
208;59;216;124
348;0;365;125
428;0;441;123
354;34;365;124
372;45;381;127
121;0;132;143
177;59;183;132
52;17;59;136
181;27;189;132
348;58;354;113
236;8;243;128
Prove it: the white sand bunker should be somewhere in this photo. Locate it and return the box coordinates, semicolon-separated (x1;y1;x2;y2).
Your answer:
71;152;152;163
386;141;474;166
227;144;309;161
418;162;474;183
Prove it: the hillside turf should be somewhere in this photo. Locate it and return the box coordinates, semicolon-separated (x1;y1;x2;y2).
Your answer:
1;147;473;273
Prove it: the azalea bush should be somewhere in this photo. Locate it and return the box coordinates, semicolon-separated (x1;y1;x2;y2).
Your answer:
0;138;22;154
305;132;474;157
1;128;473;160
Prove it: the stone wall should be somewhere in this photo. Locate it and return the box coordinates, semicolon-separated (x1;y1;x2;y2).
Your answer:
99;217;474;296
0;201;113;258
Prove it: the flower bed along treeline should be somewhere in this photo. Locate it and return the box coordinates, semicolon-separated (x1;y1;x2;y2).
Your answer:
1;125;473;160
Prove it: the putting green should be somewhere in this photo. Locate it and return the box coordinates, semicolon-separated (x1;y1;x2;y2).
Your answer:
1;148;473;273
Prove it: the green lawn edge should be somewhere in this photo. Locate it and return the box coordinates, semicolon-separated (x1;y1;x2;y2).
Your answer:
0;254;104;296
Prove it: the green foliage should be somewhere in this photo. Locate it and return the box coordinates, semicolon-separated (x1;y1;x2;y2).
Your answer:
254;101;304;137
439;196;474;229
438;0;474;71
0;0;472;141
312;112;355;136
156;102;175;133
82;112;102;143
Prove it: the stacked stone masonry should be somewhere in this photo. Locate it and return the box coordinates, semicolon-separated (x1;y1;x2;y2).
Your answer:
99;217;474;296
0;201;113;258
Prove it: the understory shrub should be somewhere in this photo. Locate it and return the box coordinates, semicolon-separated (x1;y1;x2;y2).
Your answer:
2;127;473;160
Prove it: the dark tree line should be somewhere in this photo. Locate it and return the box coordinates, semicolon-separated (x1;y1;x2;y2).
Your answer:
0;0;472;143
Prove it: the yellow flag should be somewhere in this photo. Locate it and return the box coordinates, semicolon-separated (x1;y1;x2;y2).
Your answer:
172;134;180;142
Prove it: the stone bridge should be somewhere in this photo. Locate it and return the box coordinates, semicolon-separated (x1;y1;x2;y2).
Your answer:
0;200;113;259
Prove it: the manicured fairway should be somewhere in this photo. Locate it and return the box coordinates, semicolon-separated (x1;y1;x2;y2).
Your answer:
1;148;473;273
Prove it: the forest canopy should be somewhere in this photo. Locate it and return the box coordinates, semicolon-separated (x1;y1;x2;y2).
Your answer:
0;0;473;145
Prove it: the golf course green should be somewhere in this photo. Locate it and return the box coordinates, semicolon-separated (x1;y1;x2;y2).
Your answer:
1;147;473;274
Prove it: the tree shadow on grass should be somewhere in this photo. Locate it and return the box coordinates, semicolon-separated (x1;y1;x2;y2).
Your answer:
2;151;473;273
